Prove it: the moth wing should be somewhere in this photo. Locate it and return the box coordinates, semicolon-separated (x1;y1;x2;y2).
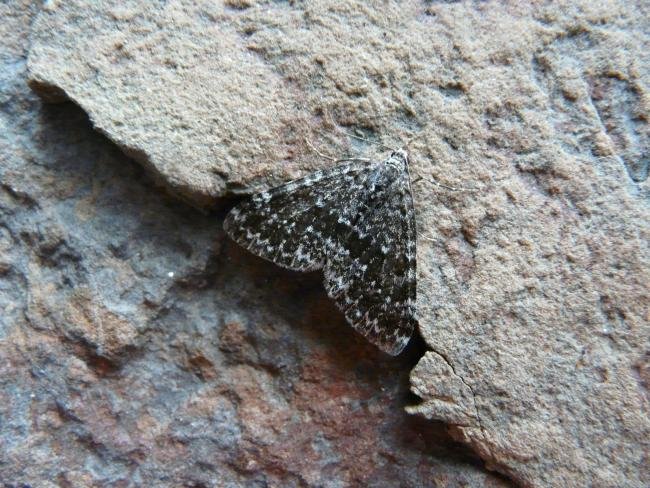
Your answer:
323;164;417;355
224;160;372;271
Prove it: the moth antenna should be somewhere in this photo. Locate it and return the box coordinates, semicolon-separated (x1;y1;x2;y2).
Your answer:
321;109;397;152
412;174;479;193
342;131;396;152
304;137;371;164
304;138;338;162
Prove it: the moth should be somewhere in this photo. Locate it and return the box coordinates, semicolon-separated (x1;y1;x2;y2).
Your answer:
223;149;416;355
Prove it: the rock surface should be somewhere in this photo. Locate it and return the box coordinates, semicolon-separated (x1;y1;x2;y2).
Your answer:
15;0;650;486
2;2;509;487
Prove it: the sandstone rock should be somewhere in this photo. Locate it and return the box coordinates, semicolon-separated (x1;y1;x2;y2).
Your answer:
22;0;650;486
27;0;312;207
1;2;509;486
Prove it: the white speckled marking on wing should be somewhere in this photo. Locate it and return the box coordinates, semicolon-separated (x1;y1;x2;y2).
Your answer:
224;150;417;355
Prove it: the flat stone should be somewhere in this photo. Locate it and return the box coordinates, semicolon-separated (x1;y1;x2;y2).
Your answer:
24;1;650;486
27;0;311;207
1;2;509;486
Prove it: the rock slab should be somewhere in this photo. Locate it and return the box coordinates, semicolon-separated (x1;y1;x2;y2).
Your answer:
1;1;507;487
22;0;650;487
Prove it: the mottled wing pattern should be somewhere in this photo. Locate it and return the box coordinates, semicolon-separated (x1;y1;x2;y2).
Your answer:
224;150;417;356
223;160;371;271
323;153;416;355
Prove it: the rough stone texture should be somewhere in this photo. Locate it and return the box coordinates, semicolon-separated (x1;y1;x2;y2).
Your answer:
26;0;314;207
1;2;510;487
18;0;650;487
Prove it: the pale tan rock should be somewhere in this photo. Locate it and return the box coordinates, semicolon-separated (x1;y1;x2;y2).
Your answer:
27;0;311;206
25;0;650;487
407;351;478;428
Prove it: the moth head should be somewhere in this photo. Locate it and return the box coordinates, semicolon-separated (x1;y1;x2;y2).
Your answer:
386;149;409;174
391;148;409;166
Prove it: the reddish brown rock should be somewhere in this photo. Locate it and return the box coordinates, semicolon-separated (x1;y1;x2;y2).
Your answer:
13;0;650;486
1;4;510;487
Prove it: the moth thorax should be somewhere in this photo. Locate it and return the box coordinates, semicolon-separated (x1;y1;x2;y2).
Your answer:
368;162;400;192
391;149;409;165
386;150;408;172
